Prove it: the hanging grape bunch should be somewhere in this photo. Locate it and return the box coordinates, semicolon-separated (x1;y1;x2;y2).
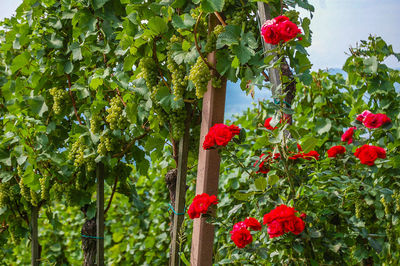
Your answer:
69;137;87;167
106;96;127;130
97;133;113;156
49;87;68;115
138;57;158;94
204;25;225;53
167;35;188;101
189;57;211;99
90;114;102;134
170;107;187;140
39;171;50;201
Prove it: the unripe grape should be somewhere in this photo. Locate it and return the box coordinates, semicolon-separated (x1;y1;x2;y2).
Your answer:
189;57;211;99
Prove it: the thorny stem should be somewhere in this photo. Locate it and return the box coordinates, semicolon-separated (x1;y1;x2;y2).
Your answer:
66;74;83;125
225;147;254;178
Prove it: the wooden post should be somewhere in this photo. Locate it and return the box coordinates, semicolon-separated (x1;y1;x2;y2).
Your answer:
96;163;105;266
257;2;282;96
190;14;227;266
31;205;39;266
170;103;192;266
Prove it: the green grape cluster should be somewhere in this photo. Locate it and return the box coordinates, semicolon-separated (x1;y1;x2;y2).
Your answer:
106;96;127;130
355;198;362;219
170;107;186;140
51;182;63;201
204;25;225;54
30;189;39;207
0;183;9;208
212;76;222;88
223;0;236;8
86;155;96;172
167;44;188;101
49;87;68;115
97;134;113;156
226;10;247;26
138;57;158;90
19;176;31;202
90;114;102;134
386;222;394;245
393;190;400;212
75;170;85;190
189;57;211;99
380;196;391;216
39;172;50;201
69;138;85;167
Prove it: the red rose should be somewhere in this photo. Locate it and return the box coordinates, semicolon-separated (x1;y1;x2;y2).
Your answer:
303;150;320;160
202;124;240;150
187;193;218;219
327;145;346;158
356;110;372;122
230;227;253;248
291;216;305;235
244;217;262;231
267;220;285;238
254;153;270;174
354;144;386;166
276;20;302;42
202;133;216;150
263;205;306;238
228;124;241;136
363;113;391;129
263;204;296;225
231;221;247;234
341;127;356;144
273;15;290;24
264;117;278;130
261;23;280;45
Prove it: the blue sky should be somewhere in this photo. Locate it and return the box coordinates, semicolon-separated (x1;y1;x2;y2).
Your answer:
1;0;399;118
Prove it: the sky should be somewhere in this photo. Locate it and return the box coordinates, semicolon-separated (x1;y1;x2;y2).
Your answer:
1;0;399;118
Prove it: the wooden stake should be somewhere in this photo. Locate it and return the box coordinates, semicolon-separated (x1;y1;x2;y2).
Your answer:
190;14;227;266
96;163;105;266
257;2;282;96
31;205;39;266
170;103;192;266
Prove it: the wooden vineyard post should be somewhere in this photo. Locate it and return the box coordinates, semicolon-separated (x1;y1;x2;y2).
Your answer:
190;14;227;266
257;2;282;96
31;205;39;266
96;162;105;266
170;103;192;266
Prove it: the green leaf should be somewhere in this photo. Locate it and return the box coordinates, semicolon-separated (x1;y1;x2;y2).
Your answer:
0;172;13;182
201;0;224;12
233;191;254;201
227;204;243;218
232;42;254;65
171;14;195;29
255;177;267;191
363;56;378;74
64;61;74;74
267;174;279;186
93;0;110;9
11;52;30;73
216;25;240;49
48;33;64;49
179;252;191;266
70;42;83;61
148;17;168;35
301;137;318;153
156;86;184;112
315;118;331;135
